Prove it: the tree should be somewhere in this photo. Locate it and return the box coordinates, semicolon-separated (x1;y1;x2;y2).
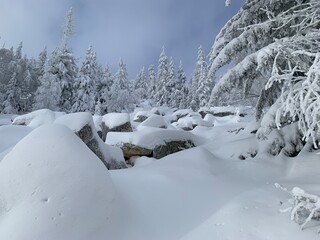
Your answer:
208;0;303;112
154;47;169;106
96;65;113;114
1;72;20;114
109;59;134;112
176;61;189;109
34;8;78;112
72;45;97;113
148;64;157;101
134;67;148;100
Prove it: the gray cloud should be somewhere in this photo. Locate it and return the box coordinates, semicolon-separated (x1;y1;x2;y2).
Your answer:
0;0;244;78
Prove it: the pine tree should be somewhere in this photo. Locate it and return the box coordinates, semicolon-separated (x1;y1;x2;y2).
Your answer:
109;59;133;112
96;65;113;114
72;45;97;113
148;64;156;101
166;58;177;107
155;48;169;106
2;72;20;114
34;8;78;112
208;0;305;113
190;46;209;110
177;61;188;109
134;67;148;100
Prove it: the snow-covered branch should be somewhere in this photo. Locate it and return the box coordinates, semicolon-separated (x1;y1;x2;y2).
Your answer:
276;183;320;230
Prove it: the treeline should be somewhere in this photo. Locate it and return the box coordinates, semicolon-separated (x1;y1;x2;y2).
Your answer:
0;9;215;115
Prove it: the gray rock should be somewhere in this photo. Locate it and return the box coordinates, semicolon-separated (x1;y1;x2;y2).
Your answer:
153;140;195;159
101;121;133;141
121;143;153;159
134;115;148;123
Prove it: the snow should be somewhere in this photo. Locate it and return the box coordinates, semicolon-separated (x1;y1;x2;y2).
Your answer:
0;107;320;239
0;124;116;240
12;109;65;128
102;113;130;129
138;114;167;129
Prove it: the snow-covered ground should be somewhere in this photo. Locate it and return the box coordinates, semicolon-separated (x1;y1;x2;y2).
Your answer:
0;107;319;239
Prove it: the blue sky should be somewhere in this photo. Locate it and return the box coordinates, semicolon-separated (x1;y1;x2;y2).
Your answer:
0;0;244;78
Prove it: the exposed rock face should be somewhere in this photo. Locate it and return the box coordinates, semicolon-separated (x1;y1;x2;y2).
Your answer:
101;121;133;141
120;140;195;160
122;143;153;159
153;140;195;159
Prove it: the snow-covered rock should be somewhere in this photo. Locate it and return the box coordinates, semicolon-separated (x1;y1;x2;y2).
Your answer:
0;124;117;240
12;109;65;128
138;114;167;129
173;113;213;131
106;127;204;159
133;111;151;123
101;113;132;141
55;112;127;169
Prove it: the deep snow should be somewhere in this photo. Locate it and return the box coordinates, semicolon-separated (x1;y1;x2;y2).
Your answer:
0;107;319;239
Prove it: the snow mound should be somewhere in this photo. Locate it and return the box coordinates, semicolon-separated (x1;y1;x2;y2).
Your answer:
12;109;65;128
0;124;116;240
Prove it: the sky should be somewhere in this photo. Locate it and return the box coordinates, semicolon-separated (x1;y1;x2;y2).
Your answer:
0;0;244;78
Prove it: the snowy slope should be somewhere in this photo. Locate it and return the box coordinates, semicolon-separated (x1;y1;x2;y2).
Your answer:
0;109;319;240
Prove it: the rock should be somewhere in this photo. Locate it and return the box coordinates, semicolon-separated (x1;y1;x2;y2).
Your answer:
106;128;201;160
101;113;133;141
133;111;151;123
153;140;195;159
55;112;127;170
139;114;167;129
122;143;153;159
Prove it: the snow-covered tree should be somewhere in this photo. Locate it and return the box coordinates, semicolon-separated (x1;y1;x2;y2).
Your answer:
109;59;134;112
72;45;97;113
134;67;148;100
176;61;189;109
148;64;157;101
166;58;177;107
208;0;307;112
96;65;113;114
1;72;20;114
34;9;78;112
155;48;169;106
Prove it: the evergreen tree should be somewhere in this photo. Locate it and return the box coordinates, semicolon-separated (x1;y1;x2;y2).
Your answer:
34;8;78;112
109;59;133;112
155;48;169;106
96;65;113;114
148;64;156;101
177;61;189;109
2;72;20;114
72;45;97;113
134;67;148;100
166;58;177;107
195;47;211;107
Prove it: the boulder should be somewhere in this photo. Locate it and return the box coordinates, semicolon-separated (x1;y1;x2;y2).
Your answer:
106;128;203;160
133;111;151;123
55;112;127;169
101;113;132;141
122;143;153;159
153;140;195;159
